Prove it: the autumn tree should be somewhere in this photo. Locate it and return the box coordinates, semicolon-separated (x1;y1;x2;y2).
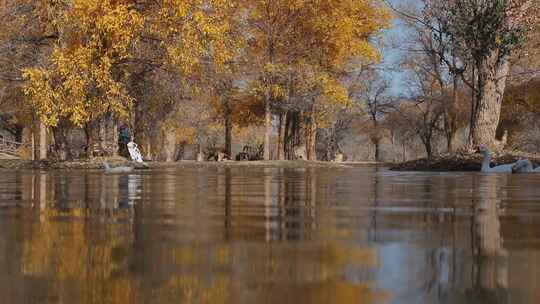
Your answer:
424;0;540;148
0;0;64;159
244;0;390;160
126;0;242;160
22;0;144;158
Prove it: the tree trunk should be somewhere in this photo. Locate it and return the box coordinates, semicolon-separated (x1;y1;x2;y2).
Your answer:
31;129;35;161
85;115;119;158
102;114;118;157
471;54;510;148
277;113;285;160
424;138;432;160
52;125;70;161
224;100;232;157
263;100;272;160
39;121;47;160
445;74;459;153
308;122;317;161
373;138;381;162
163;129;177;162
306;112;317;161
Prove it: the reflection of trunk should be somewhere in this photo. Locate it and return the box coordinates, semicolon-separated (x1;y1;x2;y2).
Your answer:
475;176;502;256
264;168;274;241
264;99;272;160
224;168;232;240
473;175;508;292
38;173;47;222
471;54;510;147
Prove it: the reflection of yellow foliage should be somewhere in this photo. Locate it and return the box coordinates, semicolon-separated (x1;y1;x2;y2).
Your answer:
293;281;391;304
158;274;231;304
21;205;136;303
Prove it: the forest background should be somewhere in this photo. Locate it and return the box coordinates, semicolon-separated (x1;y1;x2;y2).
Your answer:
0;0;539;163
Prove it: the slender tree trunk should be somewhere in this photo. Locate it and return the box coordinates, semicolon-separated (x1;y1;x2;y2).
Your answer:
308;118;317;161
39;121;47;160
31;129;35;161
284;112;292;160
264;99;272;160
471;53;510;148
468;66;477;146
277;114;281;159
224;100;232;157
371;119;381;162
424;140;432;160
373;139;381;162
277;113;286;160
446;74;459;153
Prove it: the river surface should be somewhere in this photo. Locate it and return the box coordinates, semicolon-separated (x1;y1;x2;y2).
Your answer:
0;166;539;304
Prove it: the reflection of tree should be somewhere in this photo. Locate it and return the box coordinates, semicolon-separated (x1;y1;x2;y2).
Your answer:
368;166;380;243
5;168;393;304
465;175;509;302
223;168;232;240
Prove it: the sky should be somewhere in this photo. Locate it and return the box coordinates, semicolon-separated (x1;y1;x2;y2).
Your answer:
380;0;422;96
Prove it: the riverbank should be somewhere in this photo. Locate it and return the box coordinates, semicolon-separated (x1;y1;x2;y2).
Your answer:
390;151;540;172
0;158;369;170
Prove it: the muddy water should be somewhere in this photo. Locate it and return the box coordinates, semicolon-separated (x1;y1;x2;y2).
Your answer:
0;166;539;304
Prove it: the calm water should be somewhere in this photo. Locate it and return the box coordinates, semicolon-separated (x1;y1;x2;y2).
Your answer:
0;166;540;304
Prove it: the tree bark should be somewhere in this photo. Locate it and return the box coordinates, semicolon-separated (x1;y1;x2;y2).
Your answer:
163;129;177;162
277;113;286;160
31;129;35;161
371;120;381;162
85;115;119;158
224;100;232;157
39;121;47;160
263;99;272;160
445;74;459;153
52;125;70;161
307;113;317;161
471;53;510;148
373;138;381;162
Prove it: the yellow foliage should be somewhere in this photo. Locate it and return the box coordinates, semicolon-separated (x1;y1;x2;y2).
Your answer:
23;0;144;127
153;0;241;76
244;0;391;122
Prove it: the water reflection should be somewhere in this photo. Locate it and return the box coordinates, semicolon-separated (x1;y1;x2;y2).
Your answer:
0;168;539;303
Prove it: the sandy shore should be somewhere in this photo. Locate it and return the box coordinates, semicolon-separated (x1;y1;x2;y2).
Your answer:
0;158;380;170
